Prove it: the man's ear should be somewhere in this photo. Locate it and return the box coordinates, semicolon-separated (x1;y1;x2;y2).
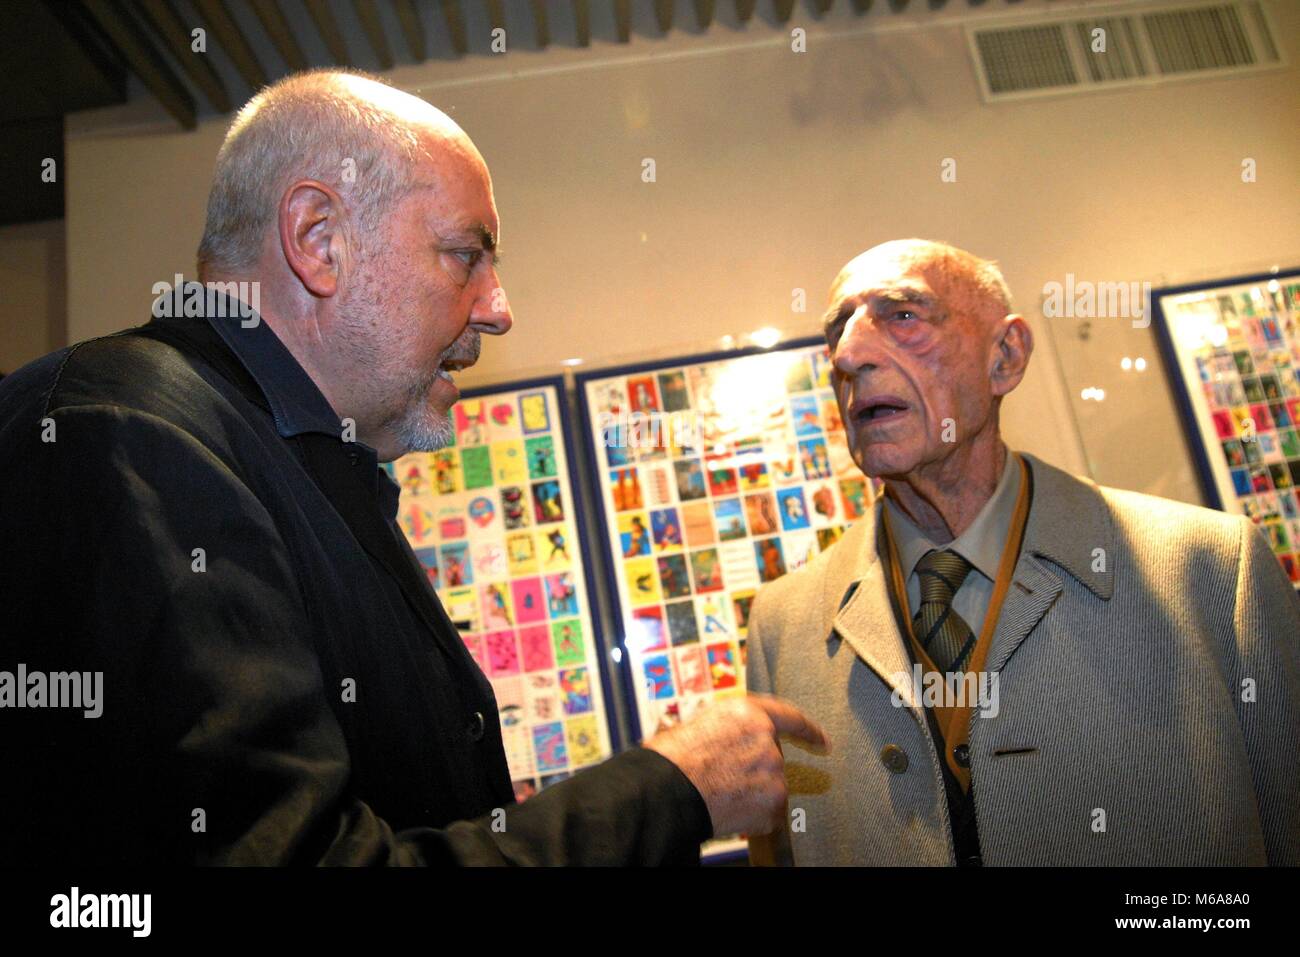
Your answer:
990;314;1034;398
279;180;348;299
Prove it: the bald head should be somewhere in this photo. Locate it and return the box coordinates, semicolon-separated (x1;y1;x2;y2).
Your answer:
191;68;512;463
829;239;1013;335
196;68;476;277
823;238;1032;487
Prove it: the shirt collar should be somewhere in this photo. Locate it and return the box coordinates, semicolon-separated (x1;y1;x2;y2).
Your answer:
194;287;403;521
377;466;402;523
201;288;345;441
884;448;1022;584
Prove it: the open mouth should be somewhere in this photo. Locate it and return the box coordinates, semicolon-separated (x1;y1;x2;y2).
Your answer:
435;356;473;384
854;397;909;424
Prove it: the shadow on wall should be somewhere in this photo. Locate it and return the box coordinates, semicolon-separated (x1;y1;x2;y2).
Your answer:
786;29;956;129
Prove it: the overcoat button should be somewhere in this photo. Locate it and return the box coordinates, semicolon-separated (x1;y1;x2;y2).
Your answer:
880;744;908;774
953;743;971;768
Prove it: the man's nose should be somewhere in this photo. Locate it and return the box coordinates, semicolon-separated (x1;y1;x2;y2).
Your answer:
833;306;881;375
472;269;513;335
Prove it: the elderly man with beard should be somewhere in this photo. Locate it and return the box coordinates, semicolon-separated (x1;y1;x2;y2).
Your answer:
746;239;1300;866
0;69;824;866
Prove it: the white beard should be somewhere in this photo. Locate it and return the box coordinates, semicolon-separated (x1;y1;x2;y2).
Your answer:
393;386;455;452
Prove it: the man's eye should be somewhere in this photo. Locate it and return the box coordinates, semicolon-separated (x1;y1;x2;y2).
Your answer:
452;249;482;268
892;310;918;322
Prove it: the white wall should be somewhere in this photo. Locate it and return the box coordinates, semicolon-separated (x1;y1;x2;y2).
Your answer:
0;218;66;375
60;1;1300;502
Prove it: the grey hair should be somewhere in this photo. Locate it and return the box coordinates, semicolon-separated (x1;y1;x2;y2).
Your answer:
196;68;426;277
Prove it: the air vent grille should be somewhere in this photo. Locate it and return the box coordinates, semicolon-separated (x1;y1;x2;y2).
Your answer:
968;1;1284;102
976;25;1077;94
1073;17;1149;82
1144;5;1255;73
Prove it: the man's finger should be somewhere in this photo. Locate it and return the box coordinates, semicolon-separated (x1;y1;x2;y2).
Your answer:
749;694;831;753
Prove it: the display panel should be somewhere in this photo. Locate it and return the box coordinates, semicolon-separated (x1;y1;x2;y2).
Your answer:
388;377;616;801
578;339;870;735
1153;269;1300;588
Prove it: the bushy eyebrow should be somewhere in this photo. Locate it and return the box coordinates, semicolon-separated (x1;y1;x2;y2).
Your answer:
823;288;939;329
437;222;501;265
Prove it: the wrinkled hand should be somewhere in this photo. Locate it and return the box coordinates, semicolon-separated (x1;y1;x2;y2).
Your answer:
644;694;830;837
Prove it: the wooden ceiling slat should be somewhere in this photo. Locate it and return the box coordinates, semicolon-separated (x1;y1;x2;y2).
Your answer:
351;0;394;69
393;0;426;60
193;0;269;91
486;0;506;35
303;0;353;65
613;0;631;42
75;0;196;128
774;0;796;22
852;0;873;13
735;0;757;22
249;0;308;72
572;0;590;47
653;0;674;34
439;0;468;56
529;0;549;48
137;0;232;112
693;0;715;28
812;0;835;16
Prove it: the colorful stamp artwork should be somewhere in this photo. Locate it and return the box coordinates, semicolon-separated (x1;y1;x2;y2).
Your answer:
1158;275;1300;588
581;344;867;738
389;382;613;800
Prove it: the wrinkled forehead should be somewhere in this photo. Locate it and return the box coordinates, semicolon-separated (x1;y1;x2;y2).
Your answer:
828;251;943;310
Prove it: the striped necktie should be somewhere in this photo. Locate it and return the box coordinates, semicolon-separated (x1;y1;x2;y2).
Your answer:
913;549;976;673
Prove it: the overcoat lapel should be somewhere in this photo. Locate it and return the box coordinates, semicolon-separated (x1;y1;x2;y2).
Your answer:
294;433;466;661
828;501;919;710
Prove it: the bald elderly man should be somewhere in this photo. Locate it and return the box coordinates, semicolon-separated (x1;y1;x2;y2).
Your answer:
0;69;824;865
747;240;1300;866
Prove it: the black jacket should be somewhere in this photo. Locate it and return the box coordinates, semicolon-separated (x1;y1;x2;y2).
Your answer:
0;306;711;865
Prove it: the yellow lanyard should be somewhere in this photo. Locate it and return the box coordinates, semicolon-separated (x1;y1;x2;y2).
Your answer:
880;454;1032;789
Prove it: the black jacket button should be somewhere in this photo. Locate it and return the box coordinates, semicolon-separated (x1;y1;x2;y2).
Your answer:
953;743;971;768
467;711;485;742
880;744;909;774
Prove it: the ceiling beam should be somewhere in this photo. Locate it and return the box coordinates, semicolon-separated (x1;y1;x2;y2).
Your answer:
249;0;307;72
393;0;426;60
529;0;549;47
439;0;467;56
735;0;757;22
811;0;834;16
486;0;506;36
74;0;196;128
613;0;630;42
351;0;393;69
193;0;268;91
304;0;353;65
693;0;715;28
137;0;231;112
572;0;590;47
851;0;873;13
774;0;796;23
653;0;673;34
